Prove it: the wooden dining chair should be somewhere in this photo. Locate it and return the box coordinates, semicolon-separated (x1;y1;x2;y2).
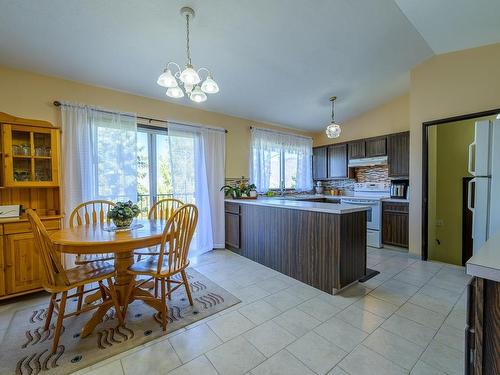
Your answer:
27;209;123;354
134;198;184;261
123;204;198;331
69;200;116;265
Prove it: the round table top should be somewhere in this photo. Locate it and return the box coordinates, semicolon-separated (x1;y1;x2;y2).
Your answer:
50;219;166;254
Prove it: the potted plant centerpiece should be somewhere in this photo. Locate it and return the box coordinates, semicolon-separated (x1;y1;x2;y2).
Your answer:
220;177;258;199
108;201;141;228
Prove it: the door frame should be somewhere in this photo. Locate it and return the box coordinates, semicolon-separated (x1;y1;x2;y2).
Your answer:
421;108;500;261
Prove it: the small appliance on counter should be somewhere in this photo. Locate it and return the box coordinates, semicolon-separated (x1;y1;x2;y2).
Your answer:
390;179;409;199
314;181;324;194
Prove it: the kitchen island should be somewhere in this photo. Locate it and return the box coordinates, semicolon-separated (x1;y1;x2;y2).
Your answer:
224;198;369;294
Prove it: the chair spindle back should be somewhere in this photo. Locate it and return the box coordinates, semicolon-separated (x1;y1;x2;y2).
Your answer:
148;198;184;220
158;204;198;275
27;209;69;288
69;200;116;228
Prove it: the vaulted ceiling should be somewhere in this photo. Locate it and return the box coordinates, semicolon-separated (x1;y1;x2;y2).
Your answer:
1;0;499;131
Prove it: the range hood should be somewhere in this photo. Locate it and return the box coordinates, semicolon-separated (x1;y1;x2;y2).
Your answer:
348;156;388;167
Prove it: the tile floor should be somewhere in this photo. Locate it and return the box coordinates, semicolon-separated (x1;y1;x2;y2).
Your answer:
0;247;470;375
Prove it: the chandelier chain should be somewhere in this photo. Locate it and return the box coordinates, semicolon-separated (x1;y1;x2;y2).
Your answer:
186;14;192;66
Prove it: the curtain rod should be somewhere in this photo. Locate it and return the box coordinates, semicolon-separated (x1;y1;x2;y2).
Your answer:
53;100;228;133
250;126;312;140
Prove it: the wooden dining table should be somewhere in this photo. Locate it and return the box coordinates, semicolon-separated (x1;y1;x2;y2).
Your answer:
50;219;167;337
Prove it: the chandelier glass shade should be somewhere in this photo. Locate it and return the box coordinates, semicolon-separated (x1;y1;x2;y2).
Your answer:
325;96;341;138
157;7;219;103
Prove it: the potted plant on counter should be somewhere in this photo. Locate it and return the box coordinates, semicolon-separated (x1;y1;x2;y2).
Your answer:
221;178;257;199
108;200;141;228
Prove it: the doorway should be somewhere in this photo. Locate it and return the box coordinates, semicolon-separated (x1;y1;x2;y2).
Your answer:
422;109;500;265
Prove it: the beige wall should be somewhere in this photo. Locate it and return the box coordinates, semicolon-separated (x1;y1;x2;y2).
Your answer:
313;94;410;147
428;120;474;265
409;42;500;257
0;65;311;179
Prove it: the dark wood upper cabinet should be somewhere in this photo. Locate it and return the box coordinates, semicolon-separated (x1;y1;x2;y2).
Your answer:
327;144;348;178
365;137;387;157
348;140;366;159
387;131;410;177
313;147;328;180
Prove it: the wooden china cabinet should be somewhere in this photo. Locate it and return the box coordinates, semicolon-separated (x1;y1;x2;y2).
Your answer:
0;112;63;299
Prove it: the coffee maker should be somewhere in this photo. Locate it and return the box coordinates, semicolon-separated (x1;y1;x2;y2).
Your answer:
390;179;408;199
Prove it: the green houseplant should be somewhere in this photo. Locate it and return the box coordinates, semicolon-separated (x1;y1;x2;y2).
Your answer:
220;178;257;199
107;201;141;228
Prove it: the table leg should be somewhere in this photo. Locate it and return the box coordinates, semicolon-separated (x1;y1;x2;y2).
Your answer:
114;250;136;305
80;251;136;337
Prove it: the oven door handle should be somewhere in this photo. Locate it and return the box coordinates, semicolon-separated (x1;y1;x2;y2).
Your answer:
342;200;378;205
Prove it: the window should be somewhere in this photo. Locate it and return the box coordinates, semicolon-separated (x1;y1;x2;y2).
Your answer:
250;128;313;192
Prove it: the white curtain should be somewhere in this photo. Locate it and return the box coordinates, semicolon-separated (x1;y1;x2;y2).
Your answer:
61;103;137;215
250;128;313;192
167;123;226;256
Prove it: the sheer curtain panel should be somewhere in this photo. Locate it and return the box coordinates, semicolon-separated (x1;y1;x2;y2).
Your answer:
249;128;313;192
167;123;226;256
60;102;137;212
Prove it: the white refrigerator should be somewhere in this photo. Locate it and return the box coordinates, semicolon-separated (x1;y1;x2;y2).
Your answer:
468;119;500;253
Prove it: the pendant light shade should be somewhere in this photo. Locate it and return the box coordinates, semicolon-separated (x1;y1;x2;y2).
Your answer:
201;76;219;94
325;96;341;139
166;86;184;98
157;69;177;88
180;65;201;85
326;122;341;138
190;85;207;103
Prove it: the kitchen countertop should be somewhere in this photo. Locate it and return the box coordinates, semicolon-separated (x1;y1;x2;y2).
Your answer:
382;198;409;203
225;198;369;214
466;233;500;282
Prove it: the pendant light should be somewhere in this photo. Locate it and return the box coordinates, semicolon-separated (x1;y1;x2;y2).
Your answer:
157;6;219;102
325;96;341;138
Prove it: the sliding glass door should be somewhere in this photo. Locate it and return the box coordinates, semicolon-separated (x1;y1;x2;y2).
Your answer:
136;127;195;217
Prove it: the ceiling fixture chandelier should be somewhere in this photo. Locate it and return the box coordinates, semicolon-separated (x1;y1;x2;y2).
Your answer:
325;96;341;138
157;6;219;103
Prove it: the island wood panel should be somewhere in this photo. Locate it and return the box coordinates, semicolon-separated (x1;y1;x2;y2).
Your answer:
237;203;366;293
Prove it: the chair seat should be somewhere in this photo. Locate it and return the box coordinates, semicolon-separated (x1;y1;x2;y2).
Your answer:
75;253;114;265
134;246;160;256
127;256;173;276
63;261;116;286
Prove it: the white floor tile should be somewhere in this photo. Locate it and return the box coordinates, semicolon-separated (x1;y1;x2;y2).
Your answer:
336;305;385;333
395;303;446;330
363;328;425;370
272;308;321;337
420;340;463;375
410;360;447;375
121;339;181;375
166;355;219;375
338;345;407;375
314;317;368;352
239;300;282;325
287;331;347;374
168;323;222;363
263;290;300;312
250;350;315;375
207;311;255;341
381;314;436;347
296;296;341;322
244;320;296;357
354;295;399;318
206;336;266;375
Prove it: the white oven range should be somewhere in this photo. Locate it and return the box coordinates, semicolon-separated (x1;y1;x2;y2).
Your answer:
340;182;390;248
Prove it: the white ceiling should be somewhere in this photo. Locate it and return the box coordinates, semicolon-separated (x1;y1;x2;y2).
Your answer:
0;0;499;131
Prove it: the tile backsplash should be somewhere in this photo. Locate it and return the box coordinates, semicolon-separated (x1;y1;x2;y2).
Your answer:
314;165;389;193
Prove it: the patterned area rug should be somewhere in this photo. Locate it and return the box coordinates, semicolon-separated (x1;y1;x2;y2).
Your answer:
0;269;240;375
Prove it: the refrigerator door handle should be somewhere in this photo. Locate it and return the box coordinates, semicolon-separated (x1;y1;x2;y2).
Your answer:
468;141;476;175
468;178;475;239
